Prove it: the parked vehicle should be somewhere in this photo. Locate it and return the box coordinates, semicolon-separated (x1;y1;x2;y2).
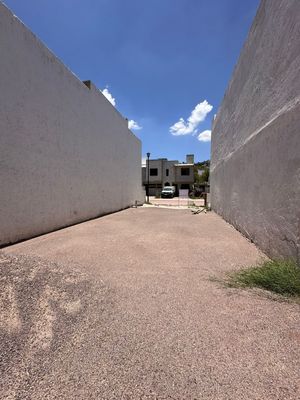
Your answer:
161;186;175;198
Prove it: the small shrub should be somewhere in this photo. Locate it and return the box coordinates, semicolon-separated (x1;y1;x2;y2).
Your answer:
228;260;300;297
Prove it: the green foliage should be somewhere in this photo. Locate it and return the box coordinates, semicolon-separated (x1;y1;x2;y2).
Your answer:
228;260;300;297
199;168;209;183
194;160;210;184
194;164;210;184
195;160;210;169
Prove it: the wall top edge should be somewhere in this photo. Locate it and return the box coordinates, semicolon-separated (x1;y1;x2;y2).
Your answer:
0;1;141;143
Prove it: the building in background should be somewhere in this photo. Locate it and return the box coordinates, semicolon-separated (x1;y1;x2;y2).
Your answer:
0;3;144;246
142;155;195;196
210;0;300;262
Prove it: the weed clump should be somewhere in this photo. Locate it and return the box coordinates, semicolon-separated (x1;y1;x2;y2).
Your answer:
228;260;300;298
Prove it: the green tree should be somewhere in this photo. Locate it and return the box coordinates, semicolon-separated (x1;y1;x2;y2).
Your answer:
194;162;210;184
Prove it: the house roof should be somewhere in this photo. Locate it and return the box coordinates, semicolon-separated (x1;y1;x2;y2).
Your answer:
174;163;194;167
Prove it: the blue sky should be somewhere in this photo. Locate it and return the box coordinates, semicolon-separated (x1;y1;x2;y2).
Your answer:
3;0;259;163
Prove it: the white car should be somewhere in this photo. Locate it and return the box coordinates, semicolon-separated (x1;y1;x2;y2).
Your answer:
161;186;175;198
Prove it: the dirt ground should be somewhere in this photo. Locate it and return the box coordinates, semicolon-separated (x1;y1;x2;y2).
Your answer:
1;208;299;399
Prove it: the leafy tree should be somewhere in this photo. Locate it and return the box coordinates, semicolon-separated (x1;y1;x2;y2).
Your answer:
194;161;210;184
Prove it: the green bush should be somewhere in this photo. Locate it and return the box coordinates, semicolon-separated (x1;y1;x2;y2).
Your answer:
228;260;300;297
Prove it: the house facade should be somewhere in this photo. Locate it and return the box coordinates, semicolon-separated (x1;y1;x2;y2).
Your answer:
142;154;194;196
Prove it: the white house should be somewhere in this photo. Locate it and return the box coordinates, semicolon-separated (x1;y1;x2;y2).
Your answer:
142;155;195;196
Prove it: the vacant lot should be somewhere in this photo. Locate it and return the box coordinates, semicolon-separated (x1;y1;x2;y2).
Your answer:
149;196;204;207
1;208;299;399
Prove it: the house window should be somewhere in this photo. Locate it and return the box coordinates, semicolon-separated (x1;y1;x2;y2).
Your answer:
166;168;169;176
150;168;158;176
181;167;190;176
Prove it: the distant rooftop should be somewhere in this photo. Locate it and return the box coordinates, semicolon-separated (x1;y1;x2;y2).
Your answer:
174;163;194;167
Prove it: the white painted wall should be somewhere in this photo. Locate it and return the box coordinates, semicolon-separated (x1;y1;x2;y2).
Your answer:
211;0;300;262
0;3;143;246
144;159;179;185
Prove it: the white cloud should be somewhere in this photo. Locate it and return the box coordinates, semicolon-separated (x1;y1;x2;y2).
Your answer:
102;88;116;106
128;119;142;130
141;157;146;166
170;100;213;136
197;130;211;142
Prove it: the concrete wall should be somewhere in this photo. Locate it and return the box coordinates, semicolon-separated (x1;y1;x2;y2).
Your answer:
145;159;166;185
0;3;143;246
144;159;178;185
210;0;300;262
174;166;194;184
162;160;177;186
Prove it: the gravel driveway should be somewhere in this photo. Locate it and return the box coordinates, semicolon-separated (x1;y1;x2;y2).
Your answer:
1;208;299;399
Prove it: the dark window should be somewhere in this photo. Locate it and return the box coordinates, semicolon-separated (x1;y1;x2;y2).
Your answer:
166;168;169;176
150;168;158;176
181;167;190;176
181;184;190;190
